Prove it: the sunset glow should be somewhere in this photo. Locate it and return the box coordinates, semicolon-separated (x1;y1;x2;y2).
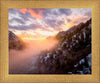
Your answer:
9;8;91;40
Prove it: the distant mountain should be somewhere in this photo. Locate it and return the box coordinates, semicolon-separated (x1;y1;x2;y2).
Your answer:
32;18;91;74
9;31;25;50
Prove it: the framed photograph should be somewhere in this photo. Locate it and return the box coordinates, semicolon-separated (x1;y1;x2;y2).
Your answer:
0;0;100;83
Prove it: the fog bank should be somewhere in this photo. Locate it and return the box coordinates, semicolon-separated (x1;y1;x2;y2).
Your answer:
9;38;58;74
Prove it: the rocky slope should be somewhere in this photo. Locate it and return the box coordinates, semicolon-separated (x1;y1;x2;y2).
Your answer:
30;18;91;74
9;31;25;50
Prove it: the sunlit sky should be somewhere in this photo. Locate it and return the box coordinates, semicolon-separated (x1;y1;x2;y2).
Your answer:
9;8;91;40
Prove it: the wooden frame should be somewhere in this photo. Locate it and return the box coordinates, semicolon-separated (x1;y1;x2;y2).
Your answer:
0;0;100;83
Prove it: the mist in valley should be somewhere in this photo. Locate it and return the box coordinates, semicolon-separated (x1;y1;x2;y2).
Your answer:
9;38;58;74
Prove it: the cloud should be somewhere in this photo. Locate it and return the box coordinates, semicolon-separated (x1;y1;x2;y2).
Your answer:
9;9;17;14
44;18;64;31
9;18;25;25
28;9;43;19
59;9;72;15
9;8;36;21
42;9;72;17
19;9;27;14
9;9;71;31
9;9;39;30
67;9;91;25
84;11;91;17
9;8;91;40
73;16;90;24
9;22;40;30
43;9;60;16
67;18;71;22
9;9;21;20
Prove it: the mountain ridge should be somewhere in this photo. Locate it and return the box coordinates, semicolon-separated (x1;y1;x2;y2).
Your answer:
9;31;25;50
28;18;91;74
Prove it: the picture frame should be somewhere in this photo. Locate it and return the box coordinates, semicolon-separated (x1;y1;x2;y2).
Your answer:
0;0;100;83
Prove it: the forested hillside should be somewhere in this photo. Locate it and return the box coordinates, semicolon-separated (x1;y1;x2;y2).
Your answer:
30;18;91;74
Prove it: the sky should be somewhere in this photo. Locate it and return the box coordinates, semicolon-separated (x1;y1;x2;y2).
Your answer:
9;8;91;40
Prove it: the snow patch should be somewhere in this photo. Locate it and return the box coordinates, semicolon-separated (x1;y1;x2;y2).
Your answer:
86;53;91;68
53;54;56;59
79;34;81;39
79;59;85;64
74;64;78;67
63;51;66;56
76;40;78;43
83;32;86;40
73;35;76;38
44;53;50;61
68;72;73;74
88;24;91;29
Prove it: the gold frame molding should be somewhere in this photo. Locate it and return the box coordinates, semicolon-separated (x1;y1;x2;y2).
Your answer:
0;0;100;83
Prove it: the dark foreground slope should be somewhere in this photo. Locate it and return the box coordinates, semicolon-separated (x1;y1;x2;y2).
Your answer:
9;31;25;50
28;18;91;74
29;19;91;74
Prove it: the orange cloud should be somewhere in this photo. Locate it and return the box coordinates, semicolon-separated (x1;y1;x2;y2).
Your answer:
19;9;27;14
28;9;42;19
